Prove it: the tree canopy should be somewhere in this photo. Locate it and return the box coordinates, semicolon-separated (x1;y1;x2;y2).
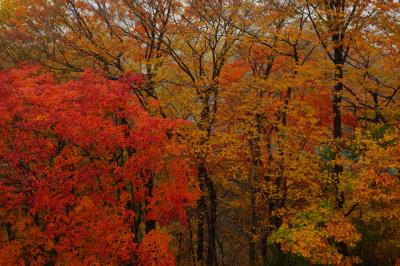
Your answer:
0;0;400;265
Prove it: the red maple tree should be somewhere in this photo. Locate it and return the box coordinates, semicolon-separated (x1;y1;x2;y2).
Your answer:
0;66;199;265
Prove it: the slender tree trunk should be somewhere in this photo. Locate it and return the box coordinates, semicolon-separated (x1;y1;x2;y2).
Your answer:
196;162;218;266
248;158;258;266
196;179;206;265
196;94;218;266
205;173;218;266
332;40;345;210
332;22;347;256
248;135;262;266
261;127;274;266
333;64;343;141
145;177;156;233
188;216;197;266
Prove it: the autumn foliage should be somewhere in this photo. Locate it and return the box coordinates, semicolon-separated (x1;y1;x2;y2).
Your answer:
1;0;400;265
0;66;199;265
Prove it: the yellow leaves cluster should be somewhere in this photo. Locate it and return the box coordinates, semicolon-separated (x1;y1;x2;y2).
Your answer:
271;206;361;265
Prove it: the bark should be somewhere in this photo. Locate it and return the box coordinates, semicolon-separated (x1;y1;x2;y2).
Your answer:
195;92;218;266
332;30;345;210
205;171;218;266
196;162;218;266
329;2;348;255
248;134;262;266
145;177;156;233
196;176;206;264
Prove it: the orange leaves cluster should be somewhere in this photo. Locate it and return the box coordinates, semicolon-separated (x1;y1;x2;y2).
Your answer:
137;231;175;266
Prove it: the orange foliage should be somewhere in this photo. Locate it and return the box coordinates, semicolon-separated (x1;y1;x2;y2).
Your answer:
137;231;175;266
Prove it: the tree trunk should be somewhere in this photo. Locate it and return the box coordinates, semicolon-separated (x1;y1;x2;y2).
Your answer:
196;94;218;266
205;173;218;266
196;177;206;264
332;38;345;210
145;177;156;233
248;135;262;266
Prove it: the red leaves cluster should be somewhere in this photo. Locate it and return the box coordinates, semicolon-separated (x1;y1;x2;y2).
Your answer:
120;71;146;88
137;231;175;266
0;66;199;265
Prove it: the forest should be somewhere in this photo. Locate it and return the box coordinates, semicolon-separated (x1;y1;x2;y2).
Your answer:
0;0;399;265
